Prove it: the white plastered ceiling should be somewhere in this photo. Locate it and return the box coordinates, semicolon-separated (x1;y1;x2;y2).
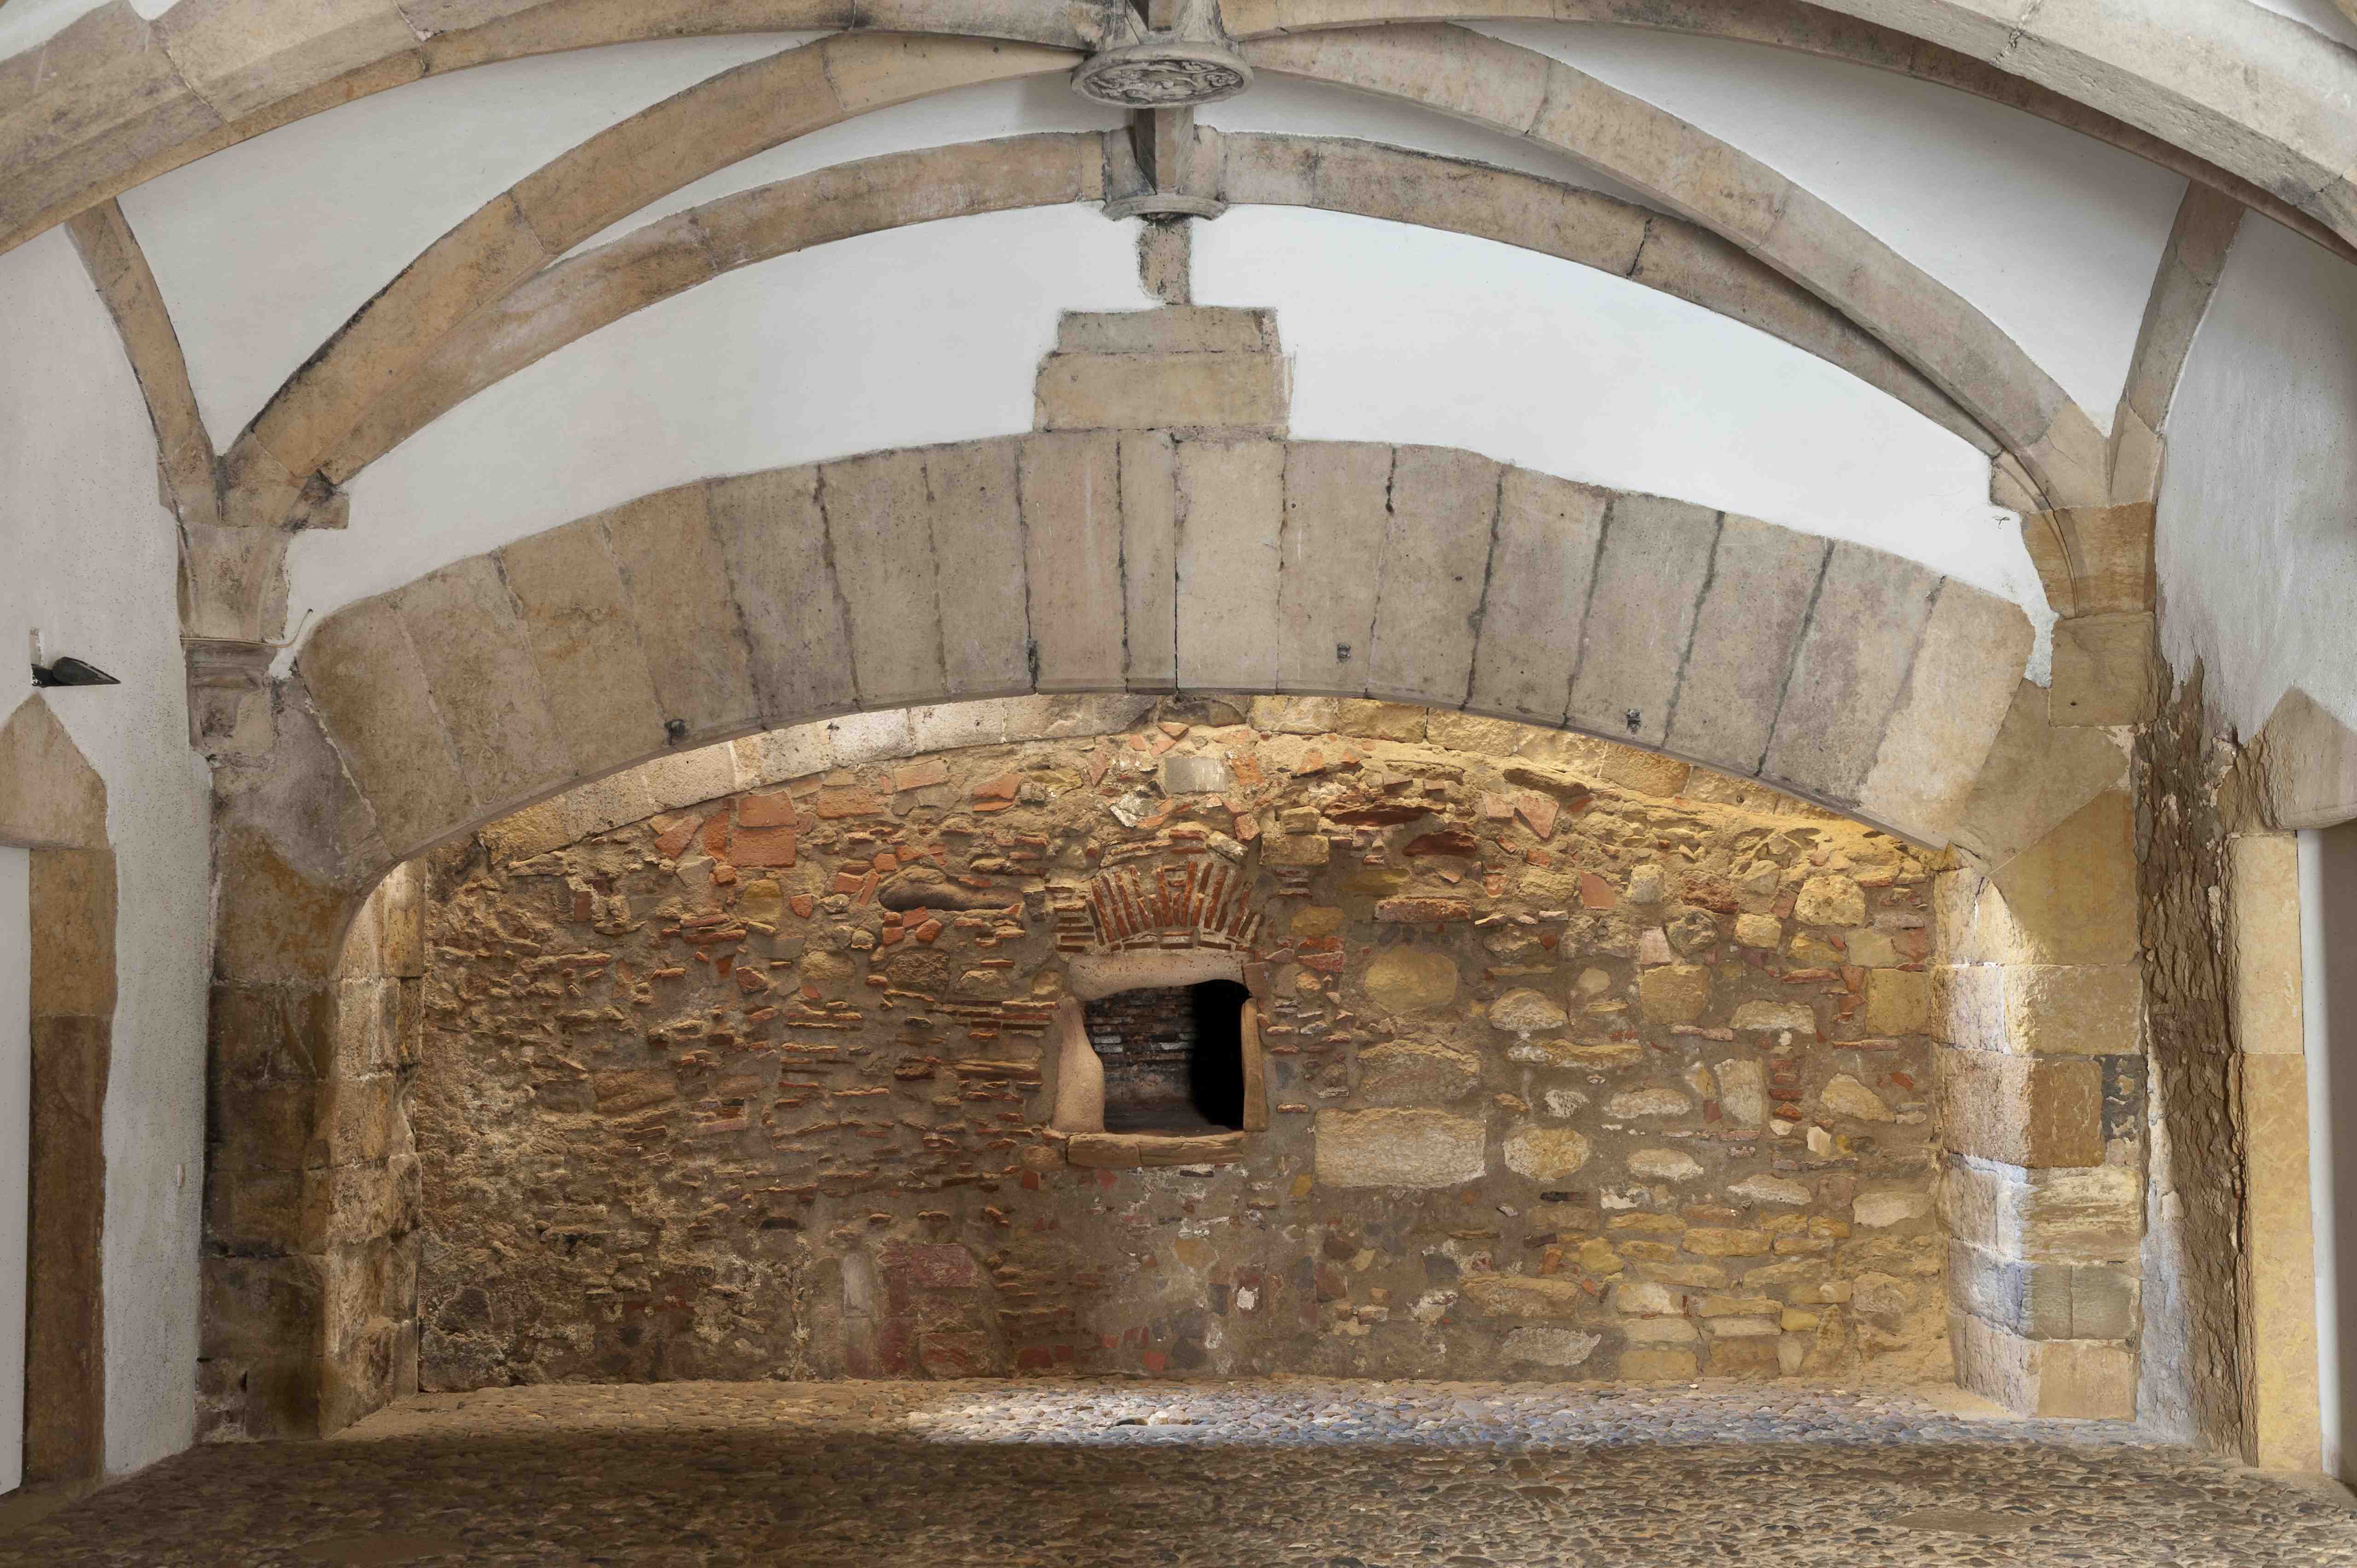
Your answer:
120;23;2183;466
75;25;2112;670
1471;21;2190;428
118;34;831;441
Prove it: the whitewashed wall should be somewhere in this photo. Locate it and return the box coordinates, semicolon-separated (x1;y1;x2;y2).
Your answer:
2158;216;2357;741
0;229;212;1476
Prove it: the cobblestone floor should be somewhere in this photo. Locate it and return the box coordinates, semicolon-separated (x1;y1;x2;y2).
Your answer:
9;1380;2357;1566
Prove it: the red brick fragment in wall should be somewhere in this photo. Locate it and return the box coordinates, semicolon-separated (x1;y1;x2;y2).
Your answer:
1404;830;1478;857
893;759;950;793
651;812;703;859
1579;873;1618;909
972;772;1018;802
1682;876;1739;913
1515;792;1559;840
740;791;798;827
735;826;796;867
814;789;883;819
789;895;814;918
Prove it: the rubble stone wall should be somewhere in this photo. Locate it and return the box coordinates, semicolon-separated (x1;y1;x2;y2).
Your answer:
412;700;1951;1387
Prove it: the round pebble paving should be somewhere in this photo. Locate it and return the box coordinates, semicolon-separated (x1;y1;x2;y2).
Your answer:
7;1379;2355;1566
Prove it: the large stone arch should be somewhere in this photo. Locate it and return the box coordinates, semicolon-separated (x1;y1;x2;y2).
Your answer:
5;0;2348;268
0;697;114;1489
294;434;2031;878
206;338;2167;1440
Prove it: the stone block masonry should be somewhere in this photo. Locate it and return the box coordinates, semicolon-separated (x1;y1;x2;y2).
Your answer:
411;700;1949;1390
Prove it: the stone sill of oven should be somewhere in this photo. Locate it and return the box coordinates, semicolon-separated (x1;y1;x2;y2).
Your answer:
1064;1130;1250;1168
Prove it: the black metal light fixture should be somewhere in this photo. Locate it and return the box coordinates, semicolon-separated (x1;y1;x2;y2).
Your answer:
32;656;120;689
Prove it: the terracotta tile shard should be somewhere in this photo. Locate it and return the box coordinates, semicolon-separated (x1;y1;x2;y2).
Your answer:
788;895;815;919
740;791;798;828
893;759;951;792
814;789;884;819
734;826;797;868
1579;873;1619;909
1405;830;1479;857
1515;792;1559;840
652;812;704;859
972;773;1020;802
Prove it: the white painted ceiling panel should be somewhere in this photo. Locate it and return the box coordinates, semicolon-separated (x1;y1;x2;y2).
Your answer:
1471;21;2189;430
119;35;827;442
2245;0;2357;51
298;205;1150;641
1195;205;2049;654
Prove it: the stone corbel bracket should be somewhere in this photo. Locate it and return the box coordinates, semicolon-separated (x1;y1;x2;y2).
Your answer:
184;637;281;760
